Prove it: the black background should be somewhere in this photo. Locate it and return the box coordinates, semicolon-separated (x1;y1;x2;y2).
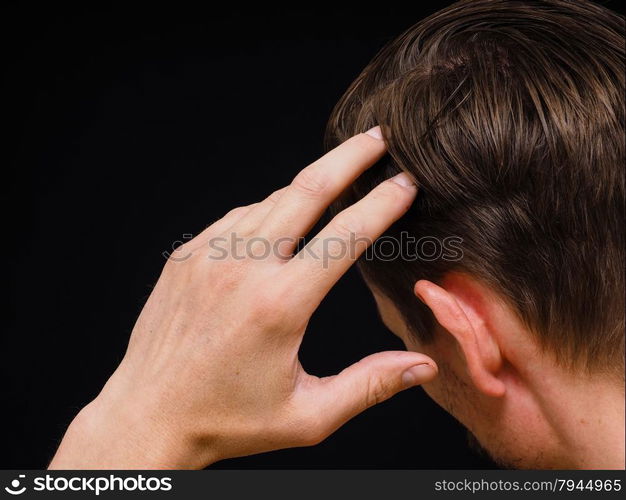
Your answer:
3;2;622;470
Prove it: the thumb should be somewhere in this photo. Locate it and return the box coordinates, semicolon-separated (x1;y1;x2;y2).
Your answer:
304;351;438;439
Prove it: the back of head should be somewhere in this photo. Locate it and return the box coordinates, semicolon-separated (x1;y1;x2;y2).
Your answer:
326;0;625;375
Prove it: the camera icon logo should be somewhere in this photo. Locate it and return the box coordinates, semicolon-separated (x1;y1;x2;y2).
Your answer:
4;475;26;495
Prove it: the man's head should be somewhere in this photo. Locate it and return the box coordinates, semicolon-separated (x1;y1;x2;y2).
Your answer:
326;0;624;468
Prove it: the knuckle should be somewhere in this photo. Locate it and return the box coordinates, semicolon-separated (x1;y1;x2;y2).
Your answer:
220;205;253;225
267;186;287;204
331;212;366;239
365;376;391;409
225;205;250;218
291;167;331;198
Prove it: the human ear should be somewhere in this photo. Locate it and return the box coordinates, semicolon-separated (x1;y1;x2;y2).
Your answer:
414;275;506;397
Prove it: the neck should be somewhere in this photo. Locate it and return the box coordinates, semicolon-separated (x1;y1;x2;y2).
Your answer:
532;368;624;469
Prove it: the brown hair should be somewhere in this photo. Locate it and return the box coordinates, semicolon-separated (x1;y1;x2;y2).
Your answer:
326;0;625;374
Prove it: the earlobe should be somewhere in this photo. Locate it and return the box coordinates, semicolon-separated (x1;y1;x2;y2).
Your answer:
414;278;506;398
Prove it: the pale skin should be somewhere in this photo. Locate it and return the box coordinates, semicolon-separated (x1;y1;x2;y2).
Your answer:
372;276;625;469
49;126;439;469
49;126;625;470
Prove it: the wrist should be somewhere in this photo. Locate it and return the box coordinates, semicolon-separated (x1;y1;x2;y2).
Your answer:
49;393;219;469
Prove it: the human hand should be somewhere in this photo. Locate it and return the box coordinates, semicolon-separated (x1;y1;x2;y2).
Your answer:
49;127;438;469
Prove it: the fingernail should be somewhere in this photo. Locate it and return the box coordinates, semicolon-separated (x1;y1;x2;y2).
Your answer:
364;126;383;140
390;172;416;188
402;364;437;388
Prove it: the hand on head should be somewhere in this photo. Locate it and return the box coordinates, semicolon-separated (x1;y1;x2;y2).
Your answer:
48;127;437;470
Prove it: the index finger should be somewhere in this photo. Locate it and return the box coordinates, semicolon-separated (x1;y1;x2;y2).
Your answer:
282;172;418;314
257;127;386;248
